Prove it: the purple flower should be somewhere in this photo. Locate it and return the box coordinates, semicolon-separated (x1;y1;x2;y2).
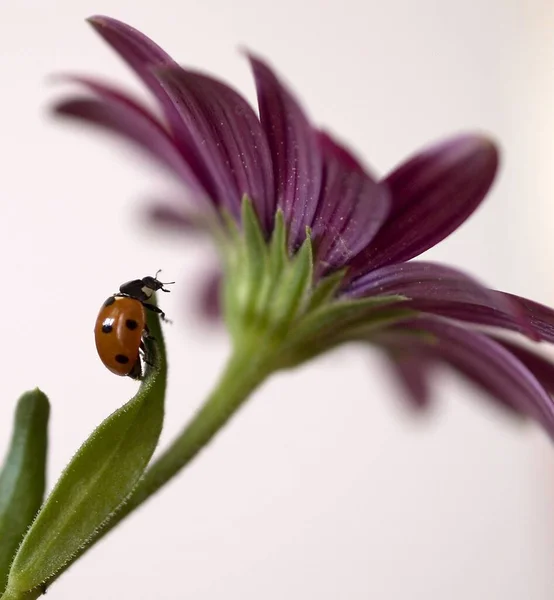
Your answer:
55;16;554;439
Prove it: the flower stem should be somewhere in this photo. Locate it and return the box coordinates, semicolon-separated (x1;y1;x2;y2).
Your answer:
126;344;272;510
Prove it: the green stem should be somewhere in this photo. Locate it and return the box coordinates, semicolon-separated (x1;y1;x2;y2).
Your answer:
122;345;272;514
37;343;274;593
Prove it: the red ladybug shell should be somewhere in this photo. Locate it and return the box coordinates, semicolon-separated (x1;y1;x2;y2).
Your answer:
94;296;146;378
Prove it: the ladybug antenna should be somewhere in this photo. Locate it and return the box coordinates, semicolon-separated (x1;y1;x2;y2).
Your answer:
154;269;175;292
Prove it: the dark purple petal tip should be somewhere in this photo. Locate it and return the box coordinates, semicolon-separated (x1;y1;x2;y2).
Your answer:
86;15;176;76
384;351;433;410
348;134;499;276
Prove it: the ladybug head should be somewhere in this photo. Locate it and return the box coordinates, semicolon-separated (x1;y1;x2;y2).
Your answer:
119;270;174;301
142;270;174;293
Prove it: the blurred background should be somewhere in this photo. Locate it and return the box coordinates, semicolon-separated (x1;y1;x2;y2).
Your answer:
1;0;554;598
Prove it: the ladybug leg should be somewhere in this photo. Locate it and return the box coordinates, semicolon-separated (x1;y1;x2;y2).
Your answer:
139;341;155;367
127;359;142;380
143;302;172;324
142;323;157;342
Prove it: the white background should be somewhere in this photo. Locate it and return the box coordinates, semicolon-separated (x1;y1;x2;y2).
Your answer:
1;0;554;598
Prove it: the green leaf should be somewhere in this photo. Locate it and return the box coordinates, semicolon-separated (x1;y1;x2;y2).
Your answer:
5;308;167;596
0;390;49;595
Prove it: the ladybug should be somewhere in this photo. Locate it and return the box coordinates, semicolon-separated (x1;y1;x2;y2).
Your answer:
95;271;173;379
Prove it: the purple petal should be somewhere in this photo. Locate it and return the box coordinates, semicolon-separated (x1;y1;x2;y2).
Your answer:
492;337;554;396
384;350;433;409
53;77;202;191
197;269;223;320
88;16;178;126
345;261;536;339
348;135;499;276
318;131;367;174
311;132;390;277
248;54;322;250
146;203;207;235
154;66;274;227
392;318;554;433
87;16;216;203
428;292;554;344
502;294;554;343
375;327;522;417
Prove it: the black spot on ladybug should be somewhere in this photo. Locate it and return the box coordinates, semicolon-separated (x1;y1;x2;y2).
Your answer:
115;354;130;364
104;296;116;307
102;324;113;334
125;319;138;330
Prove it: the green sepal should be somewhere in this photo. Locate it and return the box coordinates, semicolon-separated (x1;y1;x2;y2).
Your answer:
223;199;267;339
241;195;268;283
293;295;407;339
306;269;346;312
367;325;438;347
219;208;241;247
281;307;416;368
240;196;270;326
220;197;416;363
5;307;167;596
277;297;413;368
267;210;287;283
222;197;315;346
258;210;288;322
0;390;49;595
268;230;313;334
